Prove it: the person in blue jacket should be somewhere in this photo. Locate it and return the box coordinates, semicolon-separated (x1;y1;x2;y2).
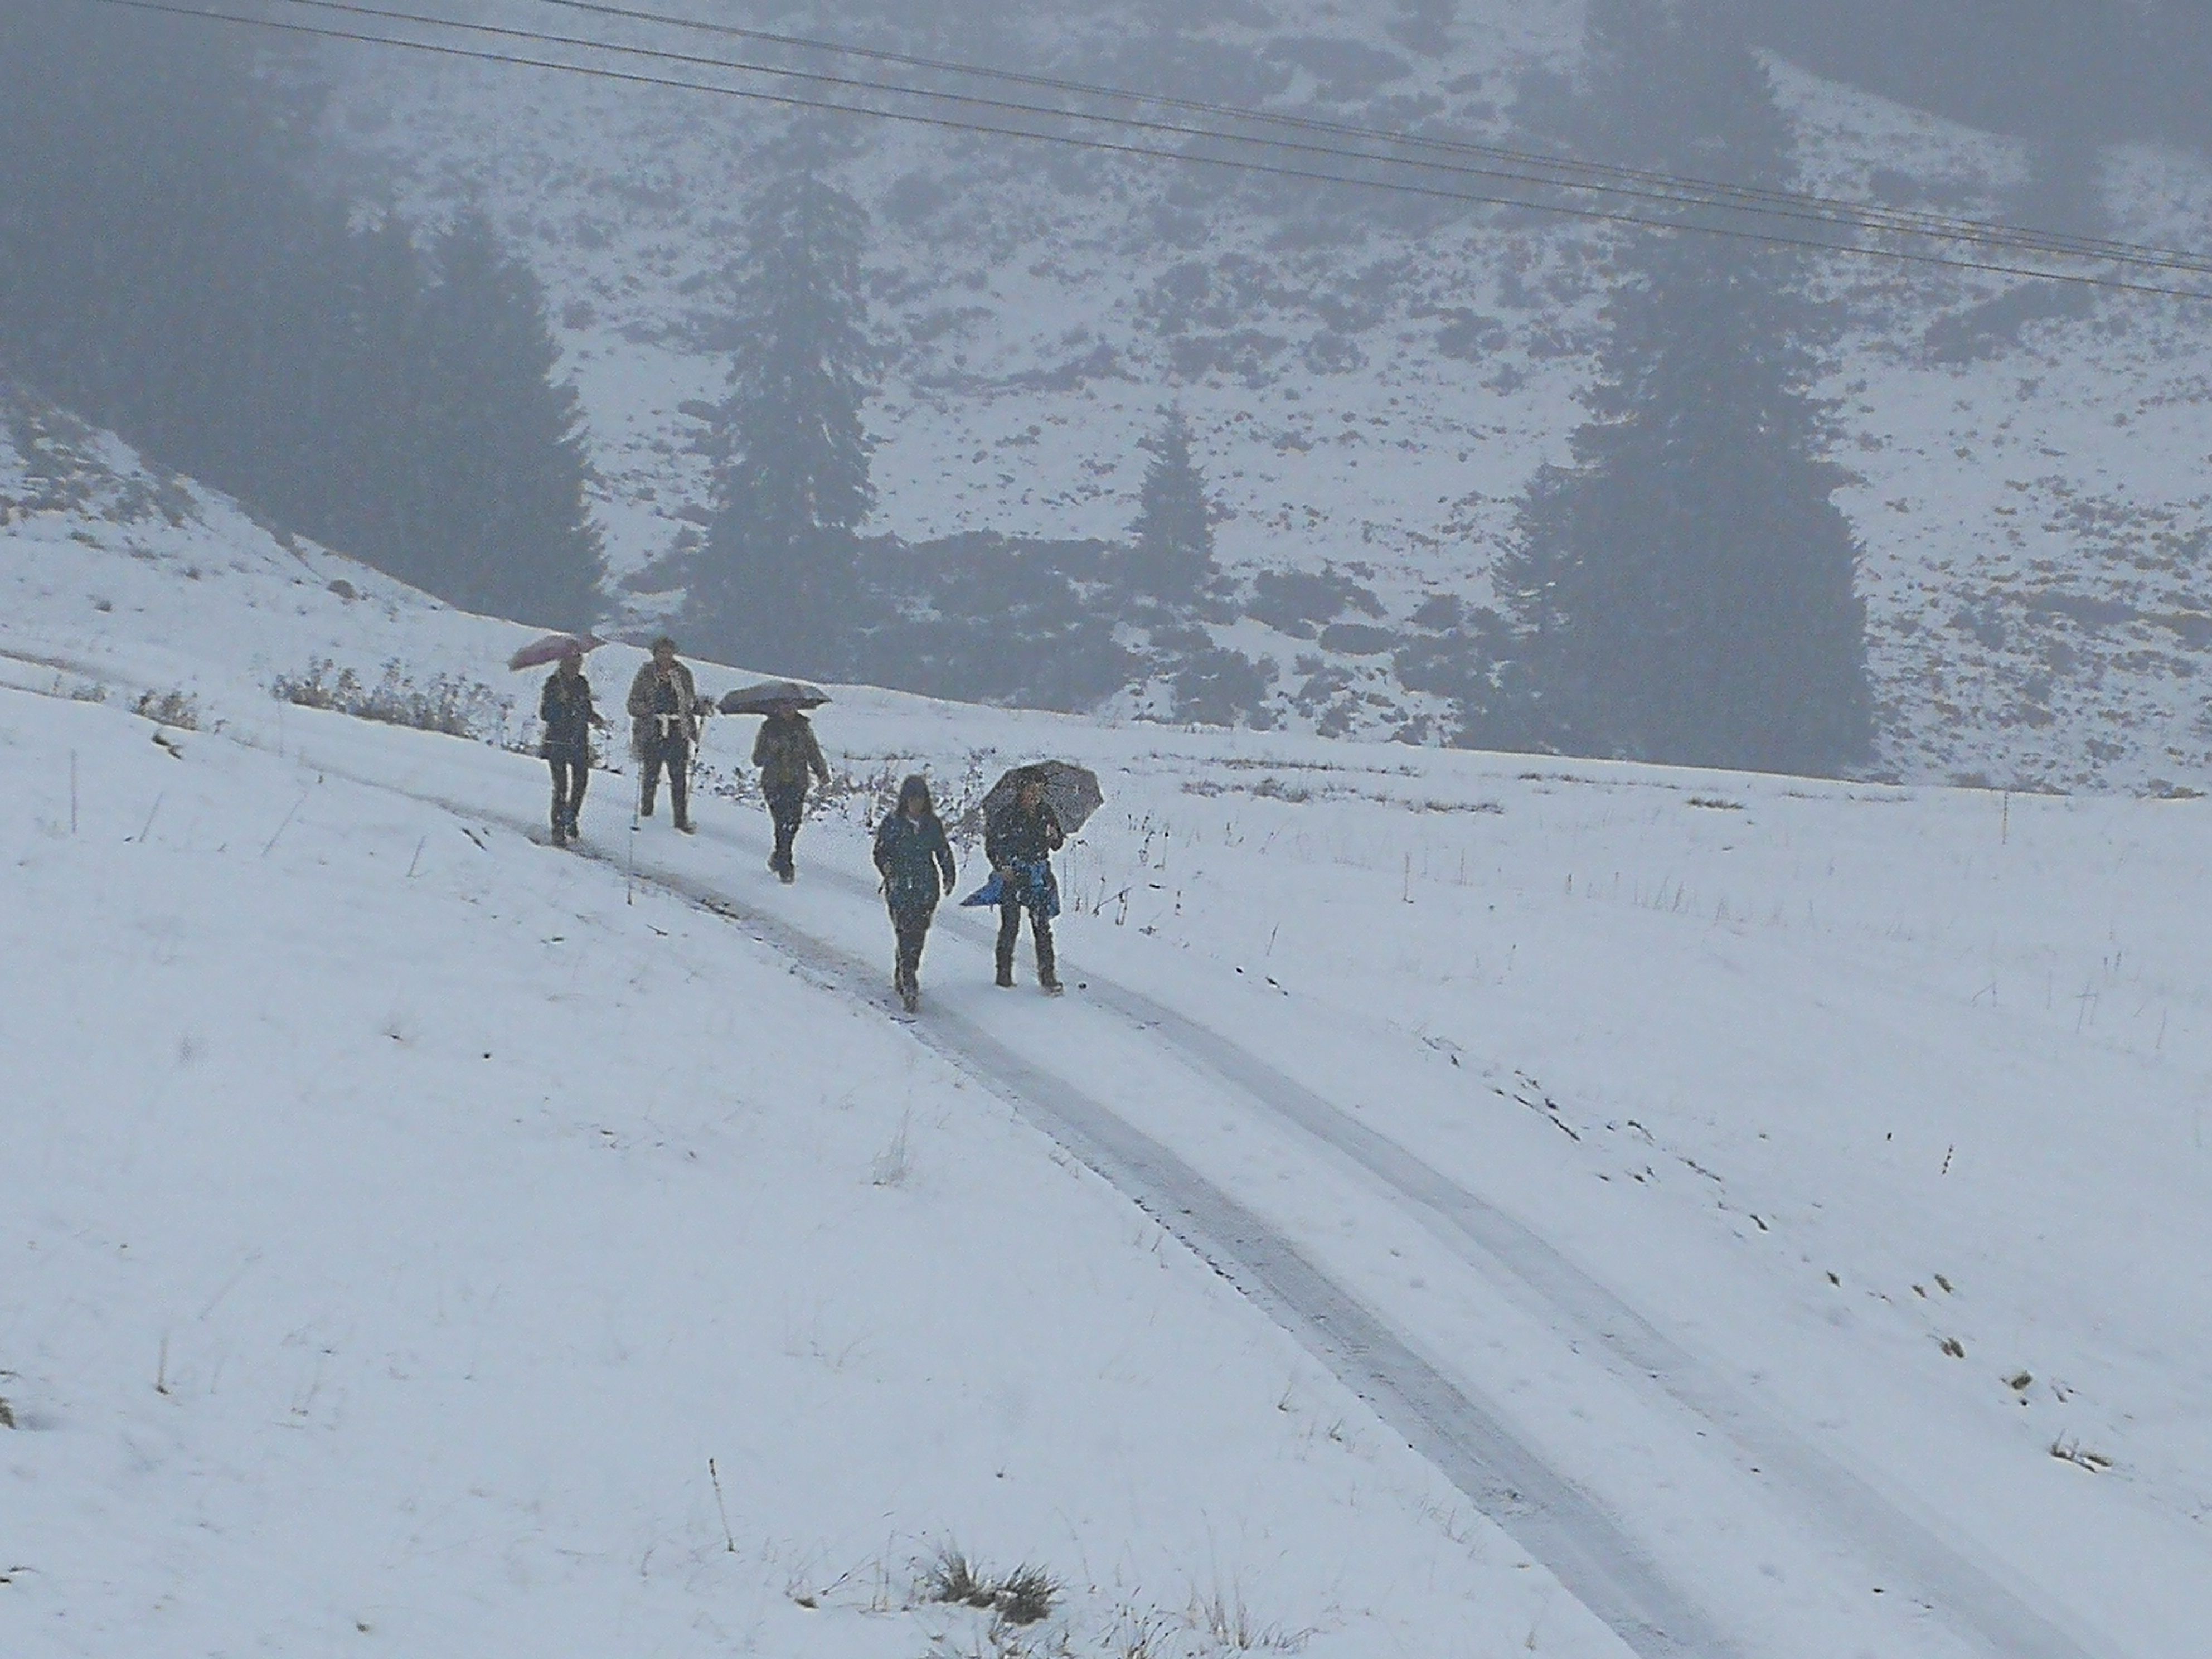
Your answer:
872;774;958;1012
983;768;1064;993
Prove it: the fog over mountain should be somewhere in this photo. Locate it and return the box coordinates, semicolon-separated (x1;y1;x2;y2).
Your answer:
8;0;2212;787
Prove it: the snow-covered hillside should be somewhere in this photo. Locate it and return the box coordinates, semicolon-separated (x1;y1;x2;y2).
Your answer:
9;670;1626;1658
314;0;2212;791
0;399;1623;1657
5;385;2209;1656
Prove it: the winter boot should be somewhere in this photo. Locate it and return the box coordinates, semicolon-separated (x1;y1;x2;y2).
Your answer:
1035;924;1060;995
995;946;1016;988
550;820;568;849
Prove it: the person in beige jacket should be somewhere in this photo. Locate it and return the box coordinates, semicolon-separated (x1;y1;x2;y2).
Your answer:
626;637;701;832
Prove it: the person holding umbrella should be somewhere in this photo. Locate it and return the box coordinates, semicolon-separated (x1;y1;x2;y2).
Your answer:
539;645;605;847
752;701;831;882
982;767;1066;993
872;774;958;1013
627;636;701;833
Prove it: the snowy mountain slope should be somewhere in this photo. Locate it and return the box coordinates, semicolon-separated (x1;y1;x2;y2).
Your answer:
0;430;1625;1657
2;694;1645;1659
6;401;2210;1655
314;0;2212;789
0;386;552;726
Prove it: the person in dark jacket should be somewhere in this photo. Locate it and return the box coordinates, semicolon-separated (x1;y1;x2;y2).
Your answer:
626;637;701;833
984;768;1065;993
753;706;831;882
539;648;605;847
872;774;958;1012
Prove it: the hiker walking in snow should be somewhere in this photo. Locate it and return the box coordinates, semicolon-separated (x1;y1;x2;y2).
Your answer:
540;646;605;847
753;704;831;882
627;636;701;833
984;768;1065;993
873;774;958;1013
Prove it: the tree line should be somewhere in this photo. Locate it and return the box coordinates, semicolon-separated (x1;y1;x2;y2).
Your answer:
697;0;1871;777
1;2;1876;779
0;3;601;629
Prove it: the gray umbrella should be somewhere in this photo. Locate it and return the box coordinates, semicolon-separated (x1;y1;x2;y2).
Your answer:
981;761;1105;839
718;679;831;715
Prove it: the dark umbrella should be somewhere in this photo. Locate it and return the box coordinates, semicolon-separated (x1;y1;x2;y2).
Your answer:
507;632;605;671
981;761;1105;839
718;678;832;716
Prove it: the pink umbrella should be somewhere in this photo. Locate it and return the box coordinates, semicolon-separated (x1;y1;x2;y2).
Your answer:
507;632;606;671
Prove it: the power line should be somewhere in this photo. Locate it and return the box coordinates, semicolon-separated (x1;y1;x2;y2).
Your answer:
522;0;2212;275
279;0;2212;279
80;0;2212;302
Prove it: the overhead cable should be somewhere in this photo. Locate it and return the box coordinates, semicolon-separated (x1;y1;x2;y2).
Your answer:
77;0;2212;302
522;0;2212;274
284;0;2212;277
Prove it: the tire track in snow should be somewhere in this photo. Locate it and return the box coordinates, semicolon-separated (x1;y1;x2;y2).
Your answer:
276;749;1739;1659
1064;962;2106;1659
770;829;2103;1659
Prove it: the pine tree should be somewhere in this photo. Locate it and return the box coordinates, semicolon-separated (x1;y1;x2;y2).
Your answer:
1128;407;1215;607
302;212;429;578
1495;2;1870;775
0;9;604;630
695;173;877;672
410;209;604;629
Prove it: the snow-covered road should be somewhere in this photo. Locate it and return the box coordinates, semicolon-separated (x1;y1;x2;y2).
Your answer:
267;709;2119;1659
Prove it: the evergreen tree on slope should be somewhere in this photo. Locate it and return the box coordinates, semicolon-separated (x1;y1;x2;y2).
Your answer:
410;209;604;630
1497;0;1870;775
0;11;604;629
307;212;430;581
695;173;876;672
1129;406;1216;608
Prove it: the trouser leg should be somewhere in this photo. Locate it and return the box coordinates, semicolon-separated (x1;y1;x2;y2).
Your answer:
767;785;804;871
565;760;588;828
639;748;661;816
893;907;931;988
1033;911;1058;988
996;901;1021;984
551;759;586;827
667;741;691;829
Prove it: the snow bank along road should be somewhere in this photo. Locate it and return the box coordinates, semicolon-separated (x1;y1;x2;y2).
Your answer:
266;708;2123;1659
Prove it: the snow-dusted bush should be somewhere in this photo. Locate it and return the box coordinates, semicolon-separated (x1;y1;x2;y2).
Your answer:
271;658;509;742
132;688;200;731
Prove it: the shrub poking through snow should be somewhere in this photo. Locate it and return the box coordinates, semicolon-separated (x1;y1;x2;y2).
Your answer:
133;688;199;730
993;1565;1059;1627
1186;1582;1312;1652
924;1548;999;1612
921;1549;1060;1626
272;659;508;741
